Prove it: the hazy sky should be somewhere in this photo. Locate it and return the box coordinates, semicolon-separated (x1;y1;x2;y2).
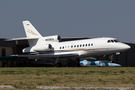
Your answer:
0;0;135;43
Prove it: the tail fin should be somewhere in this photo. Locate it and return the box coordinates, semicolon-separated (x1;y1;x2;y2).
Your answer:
23;20;42;38
22;20;43;46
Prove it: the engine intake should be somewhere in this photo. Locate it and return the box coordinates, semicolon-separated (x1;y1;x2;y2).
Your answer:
44;35;61;42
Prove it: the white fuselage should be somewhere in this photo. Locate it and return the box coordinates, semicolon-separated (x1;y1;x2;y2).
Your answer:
38;37;130;58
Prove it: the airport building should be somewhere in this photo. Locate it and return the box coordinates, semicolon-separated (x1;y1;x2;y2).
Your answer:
0;38;135;67
0;39;17;67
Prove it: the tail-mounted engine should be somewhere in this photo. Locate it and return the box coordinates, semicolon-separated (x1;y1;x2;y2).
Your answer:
22;35;61;53
33;44;52;52
23;44;52;53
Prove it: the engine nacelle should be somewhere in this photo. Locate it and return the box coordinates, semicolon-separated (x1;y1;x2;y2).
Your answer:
44;35;61;42
33;44;52;52
23;44;52;53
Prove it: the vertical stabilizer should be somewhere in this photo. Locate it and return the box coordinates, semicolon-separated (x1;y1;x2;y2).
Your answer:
22;20;43;46
23;20;42;38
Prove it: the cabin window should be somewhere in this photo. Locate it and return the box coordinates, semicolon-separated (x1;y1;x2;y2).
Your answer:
86;44;87;46
71;46;73;48
83;44;85;47
80;45;82;47
91;44;93;46
63;46;64;49
60;47;61;49
77;45;79;47
74;45;76;48
88;44;90;46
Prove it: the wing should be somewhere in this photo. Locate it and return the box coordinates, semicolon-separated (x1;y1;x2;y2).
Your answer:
16;53;79;58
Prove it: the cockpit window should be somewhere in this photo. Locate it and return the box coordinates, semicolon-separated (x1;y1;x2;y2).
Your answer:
111;40;114;42
115;39;120;42
107;40;111;43
114;40;118;42
107;39;120;43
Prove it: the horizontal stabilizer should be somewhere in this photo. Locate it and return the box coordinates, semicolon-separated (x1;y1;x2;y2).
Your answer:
6;37;39;41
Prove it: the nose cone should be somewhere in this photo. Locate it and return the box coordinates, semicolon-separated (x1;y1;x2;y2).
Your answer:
122;44;130;50
126;45;131;50
118;43;131;51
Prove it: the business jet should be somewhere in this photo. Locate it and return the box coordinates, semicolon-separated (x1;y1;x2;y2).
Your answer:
10;20;130;65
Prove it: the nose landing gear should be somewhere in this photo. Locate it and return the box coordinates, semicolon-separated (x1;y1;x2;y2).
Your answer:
109;55;113;62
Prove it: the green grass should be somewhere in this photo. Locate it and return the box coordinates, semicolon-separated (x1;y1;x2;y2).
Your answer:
0;67;135;89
